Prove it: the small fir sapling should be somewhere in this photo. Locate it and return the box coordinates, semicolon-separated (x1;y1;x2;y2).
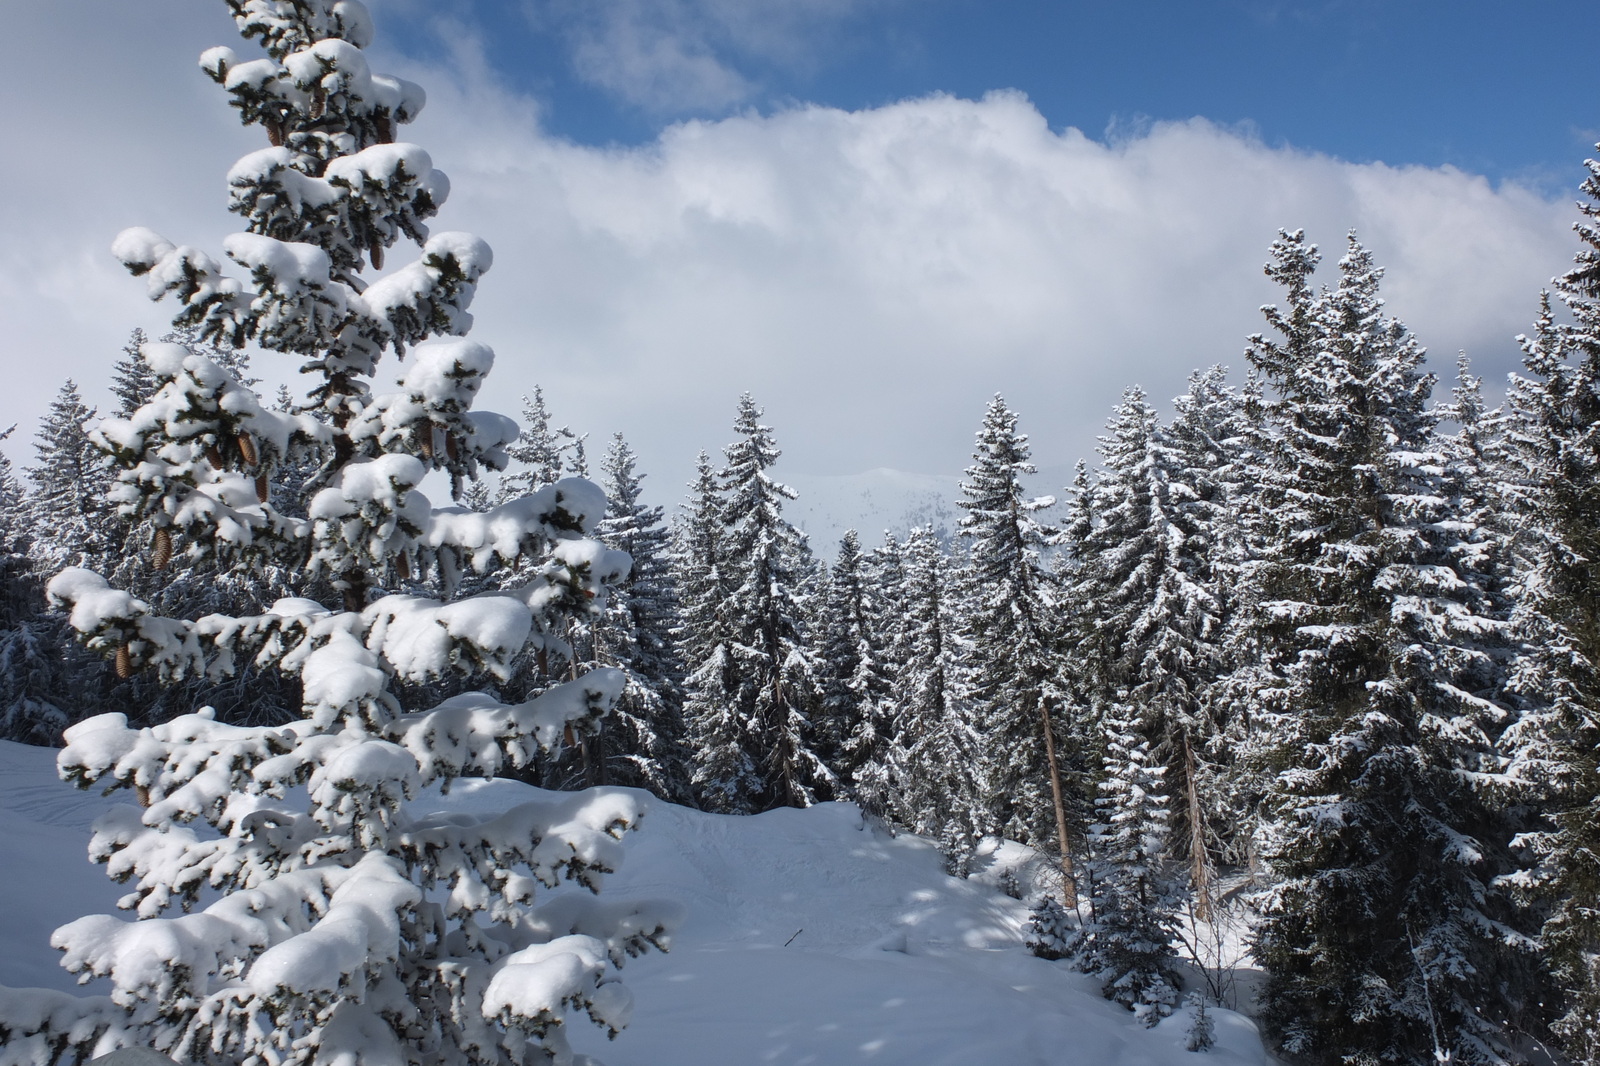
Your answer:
1025;895;1074;961
0;4;679;1066
1184;992;1216;1052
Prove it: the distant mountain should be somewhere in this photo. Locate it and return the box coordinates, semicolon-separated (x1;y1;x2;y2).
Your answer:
783;468;963;557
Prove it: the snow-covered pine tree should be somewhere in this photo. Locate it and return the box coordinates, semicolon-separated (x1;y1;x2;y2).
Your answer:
1161;367;1250;883
858;531;911;816
1071;702;1181;1024
815;529;893;811
882;526;980;864
1246;232;1534;1064
0;429;69;744
1184;992;1216;1053
1067;384;1229;907
814;532;861;773
27;381;120;576
497;387;577;504
0;6;677;1066
109;330;161;419
1154;366;1264;875
1024;894;1073;961
702;394;835;811
1201;368;1290;872
864;530;907;655
957;396;1074;881
591;432;693;802
1497;147;1600;1061
676;450;757;811
566;434;590;480
103;333;311;730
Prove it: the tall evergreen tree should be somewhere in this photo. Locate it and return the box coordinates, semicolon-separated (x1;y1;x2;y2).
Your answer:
881;527;979;860
0;429;68;744
677;449;755;811
27;380;119;575
1246;232;1535;1064
592;432;693;802
859;531;910;814
109;329;160;418
815;529;893;809
496;386;576;503
1070;702;1182;1024
864;530;908;648
709;394;834;811
0;6;675;1064
1497;148;1600;1061
1162;366;1251;878
678;397;834;813
957;396;1079;895
1067;383;1229;898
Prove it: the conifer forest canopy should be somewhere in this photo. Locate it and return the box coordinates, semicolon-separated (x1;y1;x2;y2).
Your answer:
1;3;1599;1066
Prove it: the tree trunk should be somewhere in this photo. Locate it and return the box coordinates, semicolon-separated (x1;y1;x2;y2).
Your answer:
1038;696;1078;907
1185;731;1212;922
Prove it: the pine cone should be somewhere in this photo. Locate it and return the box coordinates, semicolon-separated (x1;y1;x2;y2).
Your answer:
444;432;459;462
370;238;383;271
237;432;258;466
418;426;434;460
206;443;224;469
152;528;173;570
115;643;133;680
255;472;270;503
396;552;411;581
310;86;326;120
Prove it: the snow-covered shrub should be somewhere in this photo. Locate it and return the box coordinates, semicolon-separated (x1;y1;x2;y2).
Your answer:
0;4;678;1066
1025;895;1073;961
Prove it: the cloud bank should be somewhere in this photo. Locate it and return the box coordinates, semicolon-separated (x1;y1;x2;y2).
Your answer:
0;1;1581;501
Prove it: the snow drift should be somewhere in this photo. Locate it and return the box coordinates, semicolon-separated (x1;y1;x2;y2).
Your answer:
0;739;1268;1065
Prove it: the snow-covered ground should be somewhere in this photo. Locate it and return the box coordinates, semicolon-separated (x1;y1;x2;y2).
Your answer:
0;739;1269;1065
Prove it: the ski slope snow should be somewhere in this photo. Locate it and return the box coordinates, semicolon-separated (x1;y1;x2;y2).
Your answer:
0;739;1269;1065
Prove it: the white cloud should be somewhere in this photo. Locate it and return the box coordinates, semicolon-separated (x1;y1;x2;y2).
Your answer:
527;0;888;113
563;4;753;113
399;73;1575;491
0;3;1581;506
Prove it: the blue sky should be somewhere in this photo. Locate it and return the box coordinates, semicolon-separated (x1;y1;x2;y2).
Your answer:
380;0;1600;190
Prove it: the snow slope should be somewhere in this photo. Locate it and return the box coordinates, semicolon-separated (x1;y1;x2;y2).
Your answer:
0;739;1268;1065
